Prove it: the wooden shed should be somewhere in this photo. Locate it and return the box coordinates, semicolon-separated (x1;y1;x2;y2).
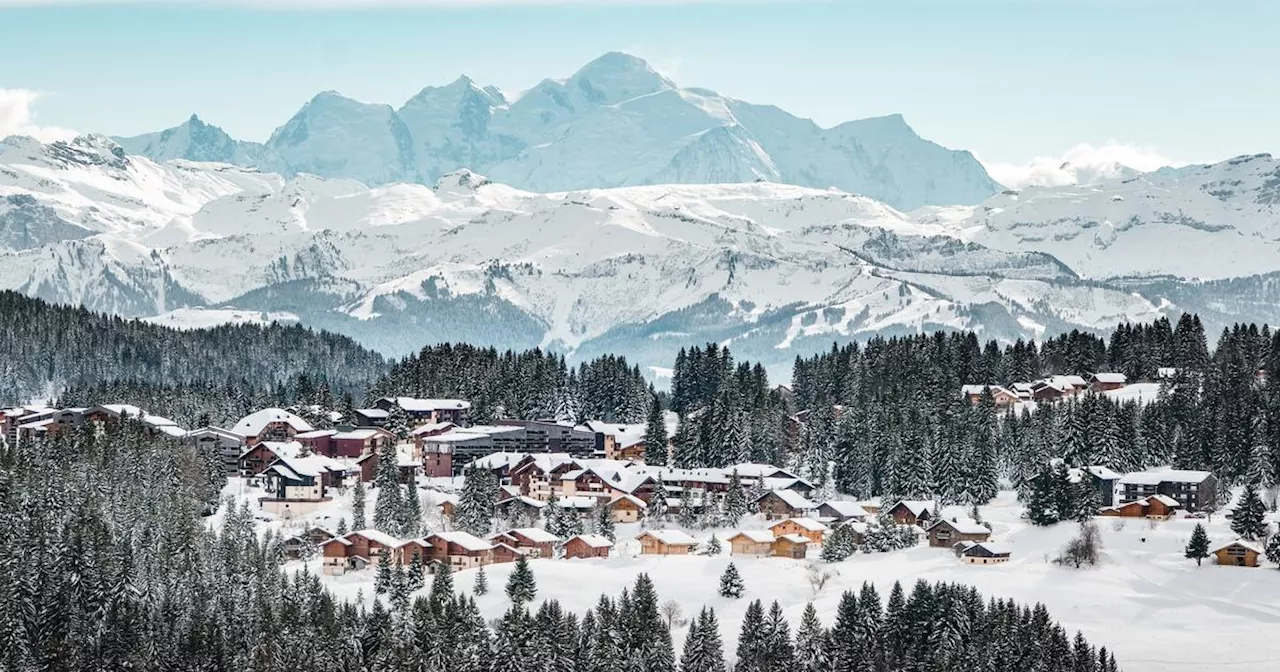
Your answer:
1213;540;1263;568
771;534;810;559
564;534;613;559
768;518;828;545
727;530;775;557
636;530;698;555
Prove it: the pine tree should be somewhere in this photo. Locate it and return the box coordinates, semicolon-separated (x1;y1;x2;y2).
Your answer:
677;487;699;529
1185;523;1211;566
336;517;349;535
1231;481;1269;540
820;523;856;562
373;440;405;535
649;482;670;523
474;565;489;596
506;555;537;604
428;561;453;615
719;562;745;599
455;462;497;537
375;550;393;594
644;393;670;467
593;499;617;542
401;481;422;538
1072;480;1100;523
723;471;748;526
407;549;426;590
1266;534;1280;567
761;601;795;672
701;534;723;556
734;599;765;672
793;603;830;672
351;479;367;530
680;607;727;672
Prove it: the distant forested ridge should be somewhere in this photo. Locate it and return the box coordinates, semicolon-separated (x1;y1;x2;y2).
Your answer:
0;291;387;415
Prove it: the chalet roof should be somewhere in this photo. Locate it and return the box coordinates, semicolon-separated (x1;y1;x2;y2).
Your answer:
777;534;811;544
269;452;347;478
1083;465;1122;480
637;529;698;546
964;542;1013;556
185;426;246;441
570;534;614;549
726;463;799;479
320;537;353;547
431;531;494;552
562;466;653;494
349;529;404;548
505;527;559;543
356;408;390;419
556;496;601;510
818;501;870;518
634;465;732;486
891;500;935;517
959;385;1017;398
382;397;471;413
758;489;815;511
1147;494;1182;508
1212;539;1265;555
294;429;338;440
332;428;388;441
232;408;313;437
473;452;534;470
579;421;646;448
760;476;814;492
497;495;546;509
609;493;648;510
729;530;776;543
16;418;55;431
426;426;523;444
1091;372;1127;384
92;404;183;430
772;517;828;532
1119;469;1213;485
928;518;990;535
410;421;456;436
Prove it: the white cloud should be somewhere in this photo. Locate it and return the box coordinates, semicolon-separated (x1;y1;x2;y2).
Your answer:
0;89;78;143
983;142;1187;189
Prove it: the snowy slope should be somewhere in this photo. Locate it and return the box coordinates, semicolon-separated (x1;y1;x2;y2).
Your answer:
115;52;1001;211
922;153;1280;280
2;133;1277;374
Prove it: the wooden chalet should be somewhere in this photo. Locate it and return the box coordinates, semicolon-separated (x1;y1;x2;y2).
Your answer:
754;489;815;520
960;385;1019;407
886;500;936;527
959;541;1012;565
772;534;810;559
813;501;870;524
281;526;336;559
564;534;613;559
1089;373;1127;392
636;530;699;555
727;530;775;557
926;518;991;548
321;529;404;575
607;494;647;523
490;527;558;558
1213;540;1263;568
231;408;314;447
418;531;496;570
491;542;528;564
355;444;420;483
509;454;584;501
1098;494;1180;520
769;518;828;545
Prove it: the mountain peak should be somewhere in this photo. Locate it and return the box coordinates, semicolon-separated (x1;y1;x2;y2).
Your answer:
566;51;673;105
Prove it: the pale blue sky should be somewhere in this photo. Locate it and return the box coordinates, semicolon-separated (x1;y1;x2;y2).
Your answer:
3;0;1277;175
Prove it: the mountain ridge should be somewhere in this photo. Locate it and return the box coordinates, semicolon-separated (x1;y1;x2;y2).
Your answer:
111;52;1003;211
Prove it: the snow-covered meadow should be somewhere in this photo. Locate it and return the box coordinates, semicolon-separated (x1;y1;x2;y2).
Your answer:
222;479;1280;672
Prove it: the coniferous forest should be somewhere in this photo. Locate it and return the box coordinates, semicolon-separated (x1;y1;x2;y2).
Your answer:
0;420;1114;672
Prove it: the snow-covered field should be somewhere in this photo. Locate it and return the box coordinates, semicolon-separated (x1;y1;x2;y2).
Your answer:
221;479;1279;672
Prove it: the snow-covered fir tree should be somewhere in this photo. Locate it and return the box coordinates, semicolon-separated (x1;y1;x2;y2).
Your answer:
719;563;745;598
506;555;537;604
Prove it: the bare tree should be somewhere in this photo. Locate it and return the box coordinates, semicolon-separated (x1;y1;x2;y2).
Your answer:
1055;520;1102;568
660;599;687;628
806;563;835;596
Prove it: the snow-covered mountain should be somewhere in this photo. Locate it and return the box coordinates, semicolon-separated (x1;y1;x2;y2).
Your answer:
113;52;1002;212
4;134;1279;375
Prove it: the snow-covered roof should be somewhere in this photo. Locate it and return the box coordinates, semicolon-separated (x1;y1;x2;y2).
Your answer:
891;500;935;516
472;452;532;470
384;397;471;413
929;518;990;535
1120;469;1213;485
1055;375;1088;387
959;385;1016;398
503;527;559;543
556;495;601;510
1091;372;1127;384
726;463;798;479
570;534;614;549
638;529;698;545
777;533;811;544
425;425;523;444
320;536;353;547
579;420;646;447
562;466;653;494
185;426;245;441
432;531;494;552
295;429;338;440
965;542;1013;556
729;530;775;543
357;408;390;419
332;428;385;441
759;489;815;510
232;408;313;437
269;452;347;478
17;418;55;431
1084;465;1122;480
1147;494;1182;508
772;517;828;532
410;421;455;436
1212;539;1265;555
760;476;813;491
349;528;404;548
157;425;188;438
818;501;870;518
498;495;546;509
